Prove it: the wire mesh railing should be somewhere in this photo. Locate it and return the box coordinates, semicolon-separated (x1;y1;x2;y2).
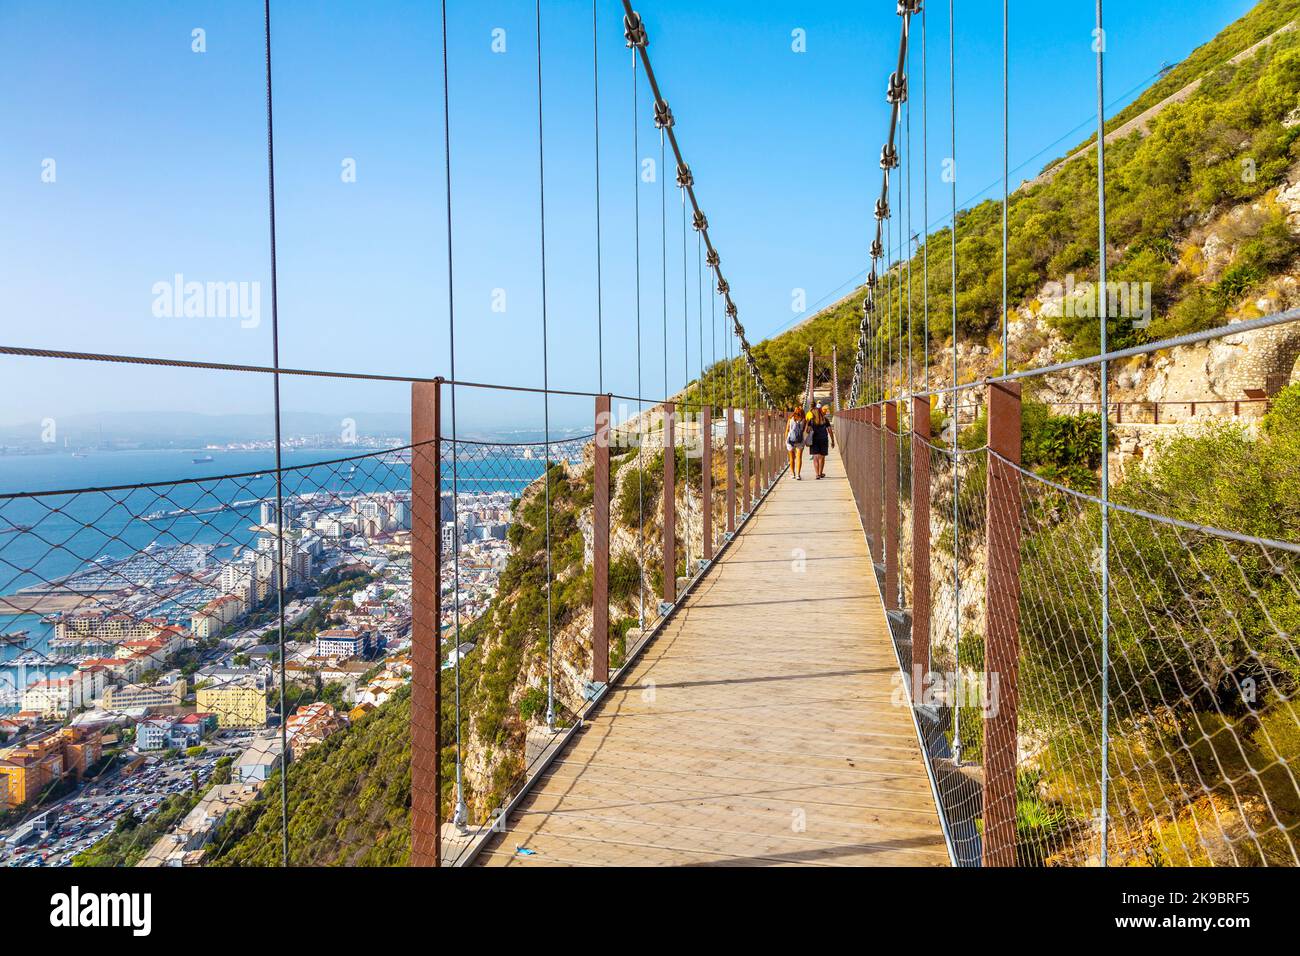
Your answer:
0;444;419;866
1008;457;1300;866
0;382;790;869
838;342;1300;867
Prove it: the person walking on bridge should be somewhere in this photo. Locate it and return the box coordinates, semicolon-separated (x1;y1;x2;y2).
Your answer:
806;403;834;479
785;406;807;480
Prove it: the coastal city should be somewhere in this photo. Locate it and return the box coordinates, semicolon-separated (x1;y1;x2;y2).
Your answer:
0;471;520;867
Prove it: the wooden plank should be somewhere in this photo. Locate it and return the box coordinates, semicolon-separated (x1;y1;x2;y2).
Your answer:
472;447;946;867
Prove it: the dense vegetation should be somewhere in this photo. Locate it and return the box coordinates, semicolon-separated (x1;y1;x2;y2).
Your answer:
208;692;411;866
1013;385;1300;864
961;399;1111;491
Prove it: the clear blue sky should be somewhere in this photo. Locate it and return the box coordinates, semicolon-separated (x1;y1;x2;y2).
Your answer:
0;0;1256;434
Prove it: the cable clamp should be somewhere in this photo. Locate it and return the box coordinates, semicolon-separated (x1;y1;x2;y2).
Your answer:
887;72;908;105
623;12;648;49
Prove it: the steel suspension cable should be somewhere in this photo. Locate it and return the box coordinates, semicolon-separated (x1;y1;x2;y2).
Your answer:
621;3;773;407
661;127;668;403
630;41;646;633
534;0;556;730
260;0;291;868
854;2;915;407
593;0;605;391
895;149;906;610
1002;0;1009;377
680;179;690;572
697;229;704;411
948;0;962;765
922;0;930;394
906;29;914;405
438;0;468;830
1096;0;1113;867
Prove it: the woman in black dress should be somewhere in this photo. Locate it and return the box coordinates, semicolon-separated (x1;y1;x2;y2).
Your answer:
806;404;835;479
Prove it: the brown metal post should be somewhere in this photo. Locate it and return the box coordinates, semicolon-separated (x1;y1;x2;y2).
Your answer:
742;407;752;515
726;408;736;532
774;410;781;479
851;408;862;530
759;408;769;486
593;395;611;684
911;395;931;692
766;411;773;485
702;405;714;560
743;408;754;520
767;410;773;483
662;403;677;605
410;380;443;867
867;405;881;563
847;409;859;523
983;380;1023;867
769;411;780;481
884;401;899;611
879;403;889;569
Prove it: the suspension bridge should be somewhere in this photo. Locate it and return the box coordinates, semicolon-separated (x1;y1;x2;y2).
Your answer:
2;0;1298;872
471;426;948;867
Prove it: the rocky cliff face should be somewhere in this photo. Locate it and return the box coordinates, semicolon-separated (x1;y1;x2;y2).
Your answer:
917;165;1300;463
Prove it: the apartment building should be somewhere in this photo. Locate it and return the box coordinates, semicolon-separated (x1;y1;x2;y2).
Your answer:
103;679;186;714
191;593;246;640
20;668;105;718
0;727;102;808
53;612;167;644
314;628;370;661
196;674;269;728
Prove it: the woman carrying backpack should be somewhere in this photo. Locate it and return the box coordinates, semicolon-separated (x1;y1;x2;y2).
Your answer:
785;406;807;480
807;403;835;479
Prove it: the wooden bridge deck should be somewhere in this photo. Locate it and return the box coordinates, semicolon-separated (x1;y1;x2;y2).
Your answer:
472;449;949;867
